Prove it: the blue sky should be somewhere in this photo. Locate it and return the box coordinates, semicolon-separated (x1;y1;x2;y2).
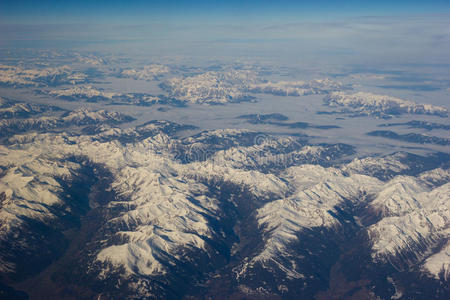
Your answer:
1;0;449;69
1;0;450;24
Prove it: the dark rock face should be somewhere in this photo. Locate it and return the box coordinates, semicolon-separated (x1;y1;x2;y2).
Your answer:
367;130;450;146
236;113;341;129
378;120;450;131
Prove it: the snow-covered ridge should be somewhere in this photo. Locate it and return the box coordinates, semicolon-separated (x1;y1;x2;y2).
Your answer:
75;54;106;66
324;91;448;118
0;122;448;297
0;108;135;138
247;78;345;96
49;85;119;100
368;177;449;277
0;144;82;274
83;120;196;144
424;240;450;281
61;108;135;125
343;153;411;180
45;85;180;106
201;139;353;172
0;97;60;119
161;70;259;104
238;163;449;282
0;128;290;280
161;70;347;104
97;161;218;277
237;165;382;279
119;64;170;81
0;64;88;86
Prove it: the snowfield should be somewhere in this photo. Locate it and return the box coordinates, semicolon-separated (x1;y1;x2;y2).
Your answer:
324;91;449;118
